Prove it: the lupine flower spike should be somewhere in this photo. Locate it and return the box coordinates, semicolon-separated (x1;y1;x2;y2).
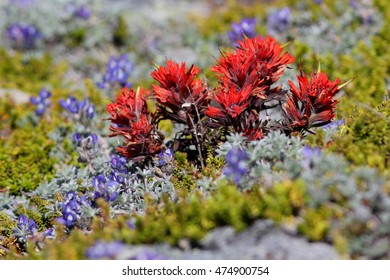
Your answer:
30;87;51;117
228;18;257;46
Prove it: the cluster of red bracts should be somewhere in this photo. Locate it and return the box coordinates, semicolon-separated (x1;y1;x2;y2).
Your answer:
106;36;342;161
285;71;341;131
106;87;164;161
205;36;295;139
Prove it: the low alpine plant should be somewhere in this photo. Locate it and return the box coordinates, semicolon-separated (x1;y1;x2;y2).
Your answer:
106;35;345;170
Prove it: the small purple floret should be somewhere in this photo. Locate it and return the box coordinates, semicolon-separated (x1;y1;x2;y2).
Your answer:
223;147;249;185
228;18;257;46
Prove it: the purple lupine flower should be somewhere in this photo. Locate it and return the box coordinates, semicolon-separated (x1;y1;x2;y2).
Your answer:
6;23;42;49
59;96;95;119
108;170;125;184
59;95;79;113
313;0;323;4
42;228;55;239
86;240;124;259
73;133;98;145
97;55;134;89
17;214;38;233
301;146;321;169
157;148;174;166
12;214;38;243
223;147;249;185
127;218;136;229
108;154;128;184
110;154;127;172
132;250;166;260
8;0;35;8
74;5;90;20
267;7;291;36
322;119;344;130
56;191;84;228
73;133;83;143
30;87;51;116
350;0;357;8
302;146;321;159
228;18;257;46
92;175;119;202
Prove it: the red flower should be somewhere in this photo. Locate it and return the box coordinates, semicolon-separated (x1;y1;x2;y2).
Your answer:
207;36;294;129
151;60;207;123
285;71;341;131
212;36;295;98
106;87;163;160
205;85;253;126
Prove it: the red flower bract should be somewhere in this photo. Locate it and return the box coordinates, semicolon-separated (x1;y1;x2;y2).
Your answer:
205;85;253;126
206;36;294;129
212;36;295;96
151;60;207;123
285;71;341;131
106;87;163;160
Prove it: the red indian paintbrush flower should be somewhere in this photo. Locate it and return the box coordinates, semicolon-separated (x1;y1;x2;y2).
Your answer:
285;71;341;131
211;36;295;98
207;36;294;130
205;85;253;126
151;60;207;123
106;87;163;160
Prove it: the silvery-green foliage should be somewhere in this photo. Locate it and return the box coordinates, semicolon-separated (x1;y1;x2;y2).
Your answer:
334;167;390;259
216;131;304;190
291;1;382;55
108;166;176;216
196;177;216;194
0;192;15;211
215;133;247;157
301;152;351;207
217;131;390;258
0;0;126;49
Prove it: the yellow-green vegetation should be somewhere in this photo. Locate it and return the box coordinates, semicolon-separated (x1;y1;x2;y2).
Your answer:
0;50;112;195
171;151;198;191
329;101;390;171
0;49;67;93
190;0;297;39
6;180;311;259
0;212;16;238
0;120;57;195
299;205;333;241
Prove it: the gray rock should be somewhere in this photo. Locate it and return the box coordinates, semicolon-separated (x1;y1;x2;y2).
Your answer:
118;220;339;260
0;88;31;104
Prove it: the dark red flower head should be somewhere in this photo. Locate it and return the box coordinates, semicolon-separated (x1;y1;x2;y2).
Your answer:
151;60;207;122
285;71;341;131
205;85;253;126
106;87;163;160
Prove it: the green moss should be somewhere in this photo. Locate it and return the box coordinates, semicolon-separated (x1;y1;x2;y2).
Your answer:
66;28;87;47
328;101;390;170
202;152;225;178
0;48;68;93
298;205;333;241
0;212;16;237
0;122;57;195
262;180;307;223
113;15;129;47
171;152;197;190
